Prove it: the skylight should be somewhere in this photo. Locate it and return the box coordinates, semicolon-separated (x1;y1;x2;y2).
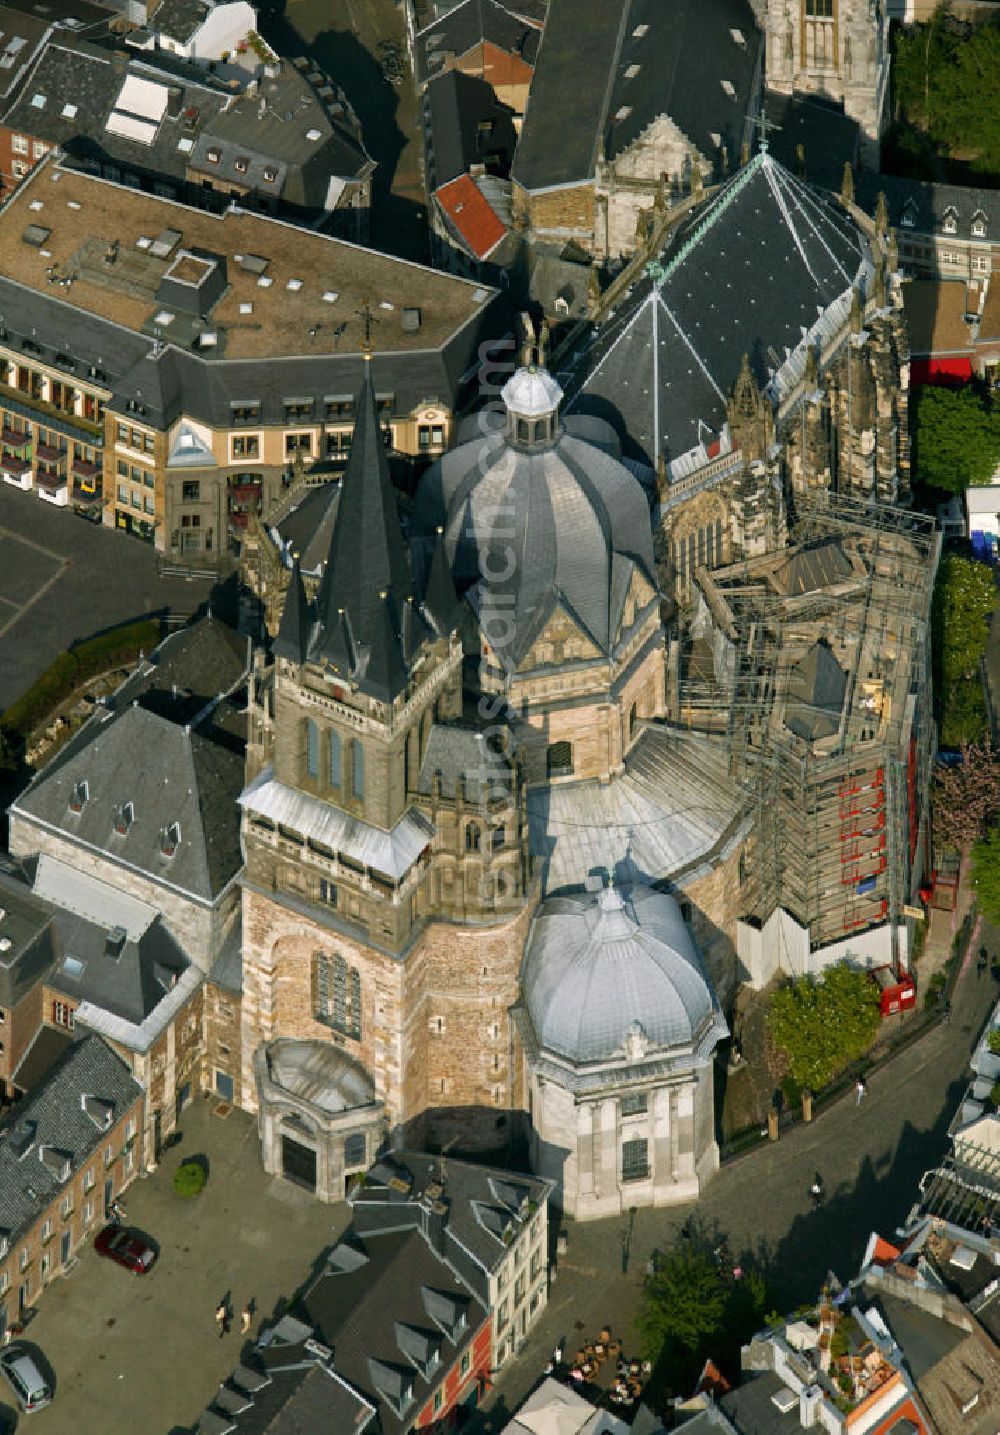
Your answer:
61;955;86;978
322;291;338;303
721;79;736;98
305;127;321;141
286;278;303;291
177;137;194;154
61;102;77;119
30;92;46;108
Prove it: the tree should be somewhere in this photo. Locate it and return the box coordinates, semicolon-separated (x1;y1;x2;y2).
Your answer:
766;964;882;1093
911;386;1000;495
892;10;1000;179
639;1248;729;1360
932;555;995;688
933;740;1000;851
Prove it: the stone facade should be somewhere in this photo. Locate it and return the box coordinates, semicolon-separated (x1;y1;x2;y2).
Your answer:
762;0;889;163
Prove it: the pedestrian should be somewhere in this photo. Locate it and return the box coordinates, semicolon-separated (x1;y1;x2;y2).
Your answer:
215;1301;227;1338
810;1173;824;1209
942;1000;952;1025
855;1077;867;1106
241;1304;252;1336
978;946;988;977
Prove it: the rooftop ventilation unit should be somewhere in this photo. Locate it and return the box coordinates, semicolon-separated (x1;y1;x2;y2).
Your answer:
105;925;127;960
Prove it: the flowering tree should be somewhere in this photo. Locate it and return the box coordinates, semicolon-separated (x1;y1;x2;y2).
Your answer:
933;740;1000;854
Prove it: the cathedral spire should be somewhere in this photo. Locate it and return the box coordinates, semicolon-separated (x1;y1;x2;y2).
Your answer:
313;363;426;700
274;555;311;665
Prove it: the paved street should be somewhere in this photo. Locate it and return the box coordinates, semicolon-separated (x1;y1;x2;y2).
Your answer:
0;486;215;711
261;0;428;262
13;1100;348;1435
469;934;1000;1430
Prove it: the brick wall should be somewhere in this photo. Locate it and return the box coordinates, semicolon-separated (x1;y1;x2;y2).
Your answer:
0;1088;144;1331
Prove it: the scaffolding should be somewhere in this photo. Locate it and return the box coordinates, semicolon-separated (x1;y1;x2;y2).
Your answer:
681;495;941;970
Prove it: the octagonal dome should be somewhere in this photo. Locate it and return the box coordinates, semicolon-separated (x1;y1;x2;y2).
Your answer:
414;367;658;670
501;365;564;418
520;885;726;1065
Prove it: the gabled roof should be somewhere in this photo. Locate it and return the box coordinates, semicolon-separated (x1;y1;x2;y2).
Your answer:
784;641;847;742
436;173;508;260
414;0;541;88
565;150;868;467
512;0;759;192
424;68;518;189
855;173;1000;239
0;1034;141;1245
12;704;244;902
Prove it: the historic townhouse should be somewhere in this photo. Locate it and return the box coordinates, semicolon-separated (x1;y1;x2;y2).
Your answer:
0;154;502;558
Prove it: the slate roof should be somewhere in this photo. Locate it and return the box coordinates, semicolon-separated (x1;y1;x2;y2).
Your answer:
783;640;847;741
855;173;1000;240
350;1149;550;1289
512;0;760;192
413;397;658;669
295;1226;487;1435
413;0;541;89
273;481;341;577
0;1033;142;1246
763;89;861;194
11;703;245;903
13;1024;74;1092
0;158;503;432
274;366;441;702
526;725;746;894
0;877;58;1011
416;722;513;802
875;1292;1000;1435
564;150;868;467
103;615;249;728
423;68;518;189
149;0;209;44
0;1;112;105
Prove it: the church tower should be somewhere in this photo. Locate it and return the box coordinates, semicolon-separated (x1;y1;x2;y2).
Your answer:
763;0;889;164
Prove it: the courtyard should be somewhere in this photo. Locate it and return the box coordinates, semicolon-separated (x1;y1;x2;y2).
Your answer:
8;1099;347;1434
0;486;215;712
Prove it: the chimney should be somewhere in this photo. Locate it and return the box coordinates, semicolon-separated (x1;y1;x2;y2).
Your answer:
166;86;183;118
799;1384;823;1428
105;925;127;961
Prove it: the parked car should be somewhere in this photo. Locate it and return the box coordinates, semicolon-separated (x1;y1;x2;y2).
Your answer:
95;1224;157;1274
0;1344;52;1413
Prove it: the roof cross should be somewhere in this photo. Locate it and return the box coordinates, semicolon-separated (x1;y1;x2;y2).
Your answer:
749;109;782;154
356;300;379;356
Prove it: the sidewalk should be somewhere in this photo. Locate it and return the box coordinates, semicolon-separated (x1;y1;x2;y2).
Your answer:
468;928;999;1431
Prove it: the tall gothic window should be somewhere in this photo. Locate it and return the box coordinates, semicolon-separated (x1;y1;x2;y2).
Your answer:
313;951;362;1039
351;740;365;801
329;729;342;789
305;718;319;779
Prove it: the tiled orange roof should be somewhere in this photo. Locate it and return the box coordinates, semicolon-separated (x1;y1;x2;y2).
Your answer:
436;174;506;260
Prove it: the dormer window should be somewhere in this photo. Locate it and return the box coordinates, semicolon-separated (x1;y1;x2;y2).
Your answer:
81;1094;114;1130
262;166;277;183
901;200;917;229
113;800;134;835
972;210;987;238
160;821;181;857
69;779;89;813
206;147;221;165
234;156;248;174
942;207;958;235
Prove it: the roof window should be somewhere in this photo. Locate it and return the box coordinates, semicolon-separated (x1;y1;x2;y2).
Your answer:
160;821;181;857
624;63;641;79
972;210;987;237
177;137;194;154
721;79;736;98
613;106;632;122
234;156;248;174
286;278;303;291
81;1094;114;1129
239;301;253;315
69;779;89;813
113;800;134;835
901;199;917;228
30;92;46;109
206;147;221;164
632;23;649;36
942;206;958;235
262;166;277;183
305;127;321;142
731;27;746;44
61;102;77;118
322;290;338;303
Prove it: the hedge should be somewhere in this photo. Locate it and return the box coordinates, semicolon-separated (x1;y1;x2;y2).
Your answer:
173;1160;207;1199
1;618;162;742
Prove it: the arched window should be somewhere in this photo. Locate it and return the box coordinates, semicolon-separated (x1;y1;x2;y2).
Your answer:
629;702;638;738
491;824;506;853
328;729;342;789
305;718;319;779
351;740;365;801
344;1132;366;1168
465;822;481;852
547;741;573;778
312;951;362;1038
532;418;548;443
516;418;530;443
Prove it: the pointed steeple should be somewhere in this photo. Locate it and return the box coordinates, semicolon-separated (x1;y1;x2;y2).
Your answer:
274;556;311;664
313;361;426;700
422;529;463;636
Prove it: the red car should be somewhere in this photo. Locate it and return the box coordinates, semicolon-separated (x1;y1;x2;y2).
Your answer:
94;1225;157;1274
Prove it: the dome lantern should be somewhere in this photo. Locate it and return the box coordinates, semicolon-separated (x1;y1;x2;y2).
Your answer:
501;364;563;449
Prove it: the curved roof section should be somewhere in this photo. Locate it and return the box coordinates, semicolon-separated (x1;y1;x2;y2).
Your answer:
414;418;657;668
266;1038;376;1115
564;150;870;466
502;364;563;416
521;884;723;1063
527;725;746;894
